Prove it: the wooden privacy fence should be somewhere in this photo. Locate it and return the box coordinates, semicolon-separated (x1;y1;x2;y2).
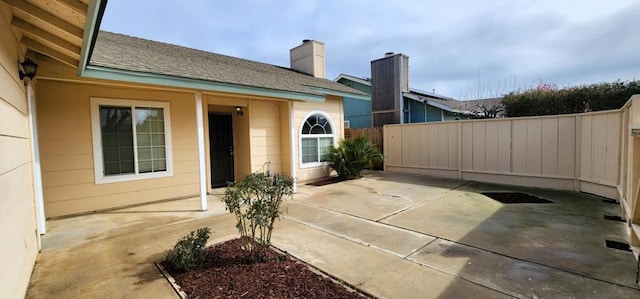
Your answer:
345;127;384;151
345;127;384;169
383;95;640;254
384;110;621;198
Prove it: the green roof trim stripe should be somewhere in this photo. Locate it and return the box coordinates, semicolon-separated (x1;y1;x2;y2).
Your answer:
79;0;105;74
307;86;370;101
82;65;327;102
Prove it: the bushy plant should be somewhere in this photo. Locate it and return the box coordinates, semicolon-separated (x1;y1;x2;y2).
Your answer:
503;80;640;117
328;135;383;180
222;173;293;262
165;227;211;272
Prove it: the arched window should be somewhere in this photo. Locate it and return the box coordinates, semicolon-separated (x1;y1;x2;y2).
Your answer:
300;112;334;165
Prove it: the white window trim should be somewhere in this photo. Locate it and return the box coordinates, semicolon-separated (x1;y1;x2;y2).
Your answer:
90;97;173;184
299;110;337;169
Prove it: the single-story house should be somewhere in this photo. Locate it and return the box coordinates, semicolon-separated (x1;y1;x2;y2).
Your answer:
335;53;503;128
0;0;367;297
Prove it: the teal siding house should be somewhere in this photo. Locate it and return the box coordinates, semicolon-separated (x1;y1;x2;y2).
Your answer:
403;89;468;123
335;53;502;128
335;68;472;128
335;75;373;128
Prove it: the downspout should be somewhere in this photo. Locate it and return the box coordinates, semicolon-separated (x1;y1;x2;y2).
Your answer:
27;83;46;241
195;92;207;211
425;105;428;122
424;103;427;122
399;64;405;124
290;101;297;193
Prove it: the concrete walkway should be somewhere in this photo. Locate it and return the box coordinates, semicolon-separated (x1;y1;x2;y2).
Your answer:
27;172;640;298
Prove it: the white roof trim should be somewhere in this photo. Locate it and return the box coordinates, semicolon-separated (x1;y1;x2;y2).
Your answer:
333;74;372;86
426;100;455;112
403;93;424;103
409;88;455;100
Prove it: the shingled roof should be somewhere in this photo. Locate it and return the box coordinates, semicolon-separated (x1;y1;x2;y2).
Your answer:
89;31;366;98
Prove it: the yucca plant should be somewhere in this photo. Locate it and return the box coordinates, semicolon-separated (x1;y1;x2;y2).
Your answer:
329;135;383;180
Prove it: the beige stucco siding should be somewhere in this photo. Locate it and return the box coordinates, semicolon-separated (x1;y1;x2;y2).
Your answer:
293;96;343;182
38;80;200;217
279;102;292;176
233;106;252;179
249;100;284;174
0;4;39;298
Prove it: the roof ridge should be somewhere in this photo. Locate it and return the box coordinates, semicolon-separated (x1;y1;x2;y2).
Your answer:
98;30;292;71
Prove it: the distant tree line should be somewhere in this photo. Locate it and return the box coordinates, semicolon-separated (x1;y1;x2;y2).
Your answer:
502;80;640;117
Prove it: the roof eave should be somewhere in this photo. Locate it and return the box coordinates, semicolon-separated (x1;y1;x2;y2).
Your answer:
79;0;107;75
334;74;372;87
409;88;455;101
403;93;424;103
83;65;327;102
307;86;370;101
425;100;456;112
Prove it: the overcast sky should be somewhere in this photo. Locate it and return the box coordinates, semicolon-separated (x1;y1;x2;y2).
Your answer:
100;0;640;100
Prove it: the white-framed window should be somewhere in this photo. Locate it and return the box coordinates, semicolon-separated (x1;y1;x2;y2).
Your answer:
90;98;173;184
344;120;350;129
300;111;336;168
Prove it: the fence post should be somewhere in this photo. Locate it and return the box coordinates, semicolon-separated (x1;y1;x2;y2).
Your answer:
574;115;582;192
457;121;463;179
383;126;387;172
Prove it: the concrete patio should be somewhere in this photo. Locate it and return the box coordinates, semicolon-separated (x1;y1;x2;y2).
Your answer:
26;171;640;298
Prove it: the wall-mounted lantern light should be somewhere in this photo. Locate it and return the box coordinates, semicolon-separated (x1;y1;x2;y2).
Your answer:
19;58;38;81
235;106;244;116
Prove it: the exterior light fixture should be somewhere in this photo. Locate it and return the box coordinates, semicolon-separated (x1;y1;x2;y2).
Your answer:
235;106;244;116
19;58;38;80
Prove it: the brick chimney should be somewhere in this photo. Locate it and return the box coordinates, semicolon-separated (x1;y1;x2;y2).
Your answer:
290;39;326;78
371;52;409;126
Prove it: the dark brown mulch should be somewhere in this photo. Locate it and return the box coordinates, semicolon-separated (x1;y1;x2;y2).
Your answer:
306;176;346;186
160;238;365;298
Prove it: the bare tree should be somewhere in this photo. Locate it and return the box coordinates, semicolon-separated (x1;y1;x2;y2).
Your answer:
462;98;504;118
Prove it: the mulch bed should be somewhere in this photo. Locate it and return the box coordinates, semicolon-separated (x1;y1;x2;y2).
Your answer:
160;238;366;298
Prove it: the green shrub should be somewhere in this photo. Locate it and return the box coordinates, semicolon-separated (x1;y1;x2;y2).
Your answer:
503;80;640;117
328;135;383;180
222;173;293;262
165;227;211;272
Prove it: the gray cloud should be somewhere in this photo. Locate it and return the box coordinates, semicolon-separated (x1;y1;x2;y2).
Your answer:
101;0;640;99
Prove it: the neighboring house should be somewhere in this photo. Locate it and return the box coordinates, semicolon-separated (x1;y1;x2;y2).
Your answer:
335;74;372;129
0;1;367;297
336;53;503;128
402;88;471;123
